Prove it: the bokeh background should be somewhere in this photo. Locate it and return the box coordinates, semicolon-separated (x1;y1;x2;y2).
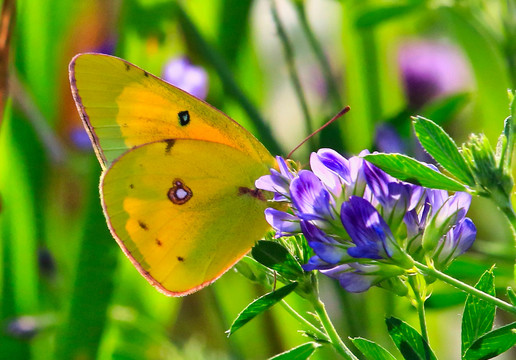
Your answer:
0;0;515;359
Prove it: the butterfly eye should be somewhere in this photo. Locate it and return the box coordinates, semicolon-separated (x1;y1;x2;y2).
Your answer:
168;179;193;205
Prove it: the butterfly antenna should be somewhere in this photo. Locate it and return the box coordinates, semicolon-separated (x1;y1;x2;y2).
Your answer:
287;106;350;159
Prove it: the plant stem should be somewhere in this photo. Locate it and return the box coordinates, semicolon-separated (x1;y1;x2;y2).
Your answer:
407;276;429;344
312;299;359;360
416;297;428;343
271;1;315;150
500;202;516;243
280;300;328;340
415;261;516;315
500;204;516;283
293;2;342;109
358;27;382;123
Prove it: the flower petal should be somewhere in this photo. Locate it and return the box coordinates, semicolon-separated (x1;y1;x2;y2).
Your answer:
291;170;335;220
340;196;395;259
301;221;347;264
255;169;290;201
264;208;300;236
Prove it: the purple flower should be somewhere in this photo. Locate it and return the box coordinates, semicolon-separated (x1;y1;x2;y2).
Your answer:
434;218;476;268
310;149;369;199
264;208;300;237
340;196;400;260
422;190;472;252
256;149;476;293
322;264;379;293
300;221;348;267
310;149;348;197
162;57;208;100
430;190;471;227
398;40;472;109
320;263;405;293
364;162;424;231
290;170;336;222
69;127;93;151
255;157;295;201
374;124;405;154
404;202;432;256
6;316;39;339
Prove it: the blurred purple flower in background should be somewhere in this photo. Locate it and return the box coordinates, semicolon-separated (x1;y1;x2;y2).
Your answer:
162;57;208;100
69;127;92;151
374;124;405;154
256;150;476;293
398;39;472;109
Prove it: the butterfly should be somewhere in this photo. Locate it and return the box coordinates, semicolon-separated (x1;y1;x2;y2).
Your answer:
69;53;276;296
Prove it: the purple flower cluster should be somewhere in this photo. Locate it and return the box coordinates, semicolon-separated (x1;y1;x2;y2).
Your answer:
256;149;476;293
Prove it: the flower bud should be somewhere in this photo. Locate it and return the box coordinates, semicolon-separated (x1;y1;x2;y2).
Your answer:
462;133;513;201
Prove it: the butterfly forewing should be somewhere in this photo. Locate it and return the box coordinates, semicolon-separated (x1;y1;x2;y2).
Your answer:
69;53;272;169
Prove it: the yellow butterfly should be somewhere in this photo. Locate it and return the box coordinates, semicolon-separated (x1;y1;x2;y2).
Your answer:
69;53;275;296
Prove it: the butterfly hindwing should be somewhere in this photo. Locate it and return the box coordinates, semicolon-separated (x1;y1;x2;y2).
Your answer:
101;139;273;296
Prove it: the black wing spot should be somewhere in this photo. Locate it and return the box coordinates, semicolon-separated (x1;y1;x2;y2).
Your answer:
156;239;162;246
178;110;190;126
164;139;175;154
129;184;134;189
125;63;130;71
177;256;184;262
138;221;149;231
143;71;149;77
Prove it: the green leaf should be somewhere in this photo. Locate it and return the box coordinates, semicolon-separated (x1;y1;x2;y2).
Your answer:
363;153;466;191
351;338;397;360
386;317;436;360
413;116;475;186
461;269;496;356
227;282;298;337
234;255;275;287
463;322;516;360
268;342;320;360
354;3;423;28
252;240;304;280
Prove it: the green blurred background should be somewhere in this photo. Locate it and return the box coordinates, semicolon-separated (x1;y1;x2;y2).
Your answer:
0;0;514;359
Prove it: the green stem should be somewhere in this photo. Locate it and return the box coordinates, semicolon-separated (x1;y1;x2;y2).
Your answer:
500;204;516;244
499;203;516;283
358;27;382;122
415;261;516;315
280;300;328;341
271;1;315;149
407;276;429;344
293;2;342;109
312;299;359;360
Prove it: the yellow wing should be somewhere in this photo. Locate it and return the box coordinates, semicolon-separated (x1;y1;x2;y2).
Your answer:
101;139;274;296
69;53;271;169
